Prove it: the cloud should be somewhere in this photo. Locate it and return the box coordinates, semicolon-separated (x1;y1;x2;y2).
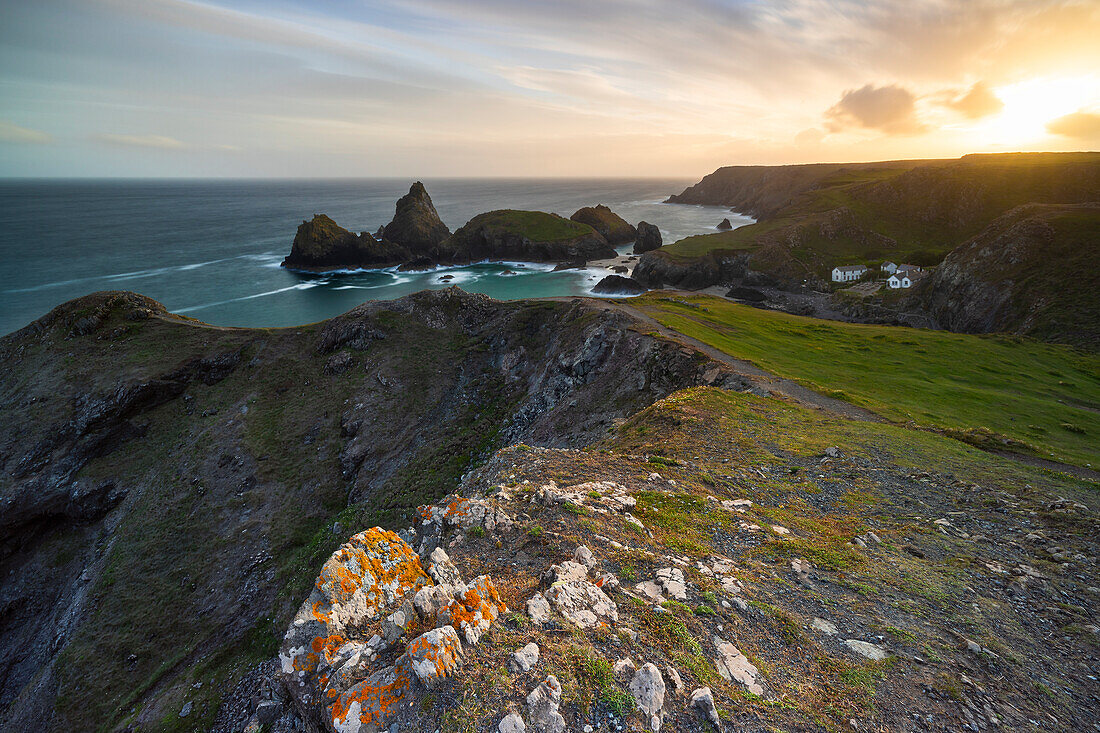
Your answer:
0;120;51;144
945;82;1003;119
825;84;925;134
1046;111;1100;139
94;133;186;149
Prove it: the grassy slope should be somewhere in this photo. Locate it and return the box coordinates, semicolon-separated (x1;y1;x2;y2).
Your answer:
458;210;598;242
659;152;1100;272
634;294;1100;467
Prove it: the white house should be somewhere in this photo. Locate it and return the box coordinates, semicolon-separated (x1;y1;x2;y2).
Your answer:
831;265;868;283
888;272;913;288
881;261;898;274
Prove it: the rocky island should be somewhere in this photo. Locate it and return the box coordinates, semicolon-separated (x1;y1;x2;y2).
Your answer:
283;183;646;272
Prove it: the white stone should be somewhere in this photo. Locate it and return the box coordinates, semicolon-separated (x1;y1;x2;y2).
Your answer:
546;580;618;628
509;643;541;673
665;666;684;695
713;636;764;696
499;712;526;733
844;639;887;660
811;618;838;636
689;687;720;727
526;675;566;733
772;525;790;535
613;657;636;678
628;663;666;732
573;545;597;569
526;593;551;624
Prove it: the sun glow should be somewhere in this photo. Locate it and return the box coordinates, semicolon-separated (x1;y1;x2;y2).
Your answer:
975;76;1099;145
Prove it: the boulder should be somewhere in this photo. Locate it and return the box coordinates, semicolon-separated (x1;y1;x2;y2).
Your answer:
545;579;617;628
592;275;646;295
437;575;508;645
717;218;733;230
382;181;450;255
570;205;637;245
499;713;526;733
844;639;887;660
634;221;662;254
526;592;552;625
725;286;767;302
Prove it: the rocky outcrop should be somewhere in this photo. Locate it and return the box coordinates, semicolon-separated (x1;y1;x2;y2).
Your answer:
716;218;732;231
918;203;1100;349
282;214;409;270
633;221;662;254
438;210;616;264
570;205;637;245
632;252;722;290
592;275;646;295
381;182;450;254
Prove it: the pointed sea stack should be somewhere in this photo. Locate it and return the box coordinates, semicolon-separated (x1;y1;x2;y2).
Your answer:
382;181;450;255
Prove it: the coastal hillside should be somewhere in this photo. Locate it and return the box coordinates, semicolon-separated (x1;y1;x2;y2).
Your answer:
636;153;1100;336
918;203;1100;349
1;290;1097;732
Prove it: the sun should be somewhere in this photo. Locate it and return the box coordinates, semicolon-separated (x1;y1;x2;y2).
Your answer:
973;75;1099;145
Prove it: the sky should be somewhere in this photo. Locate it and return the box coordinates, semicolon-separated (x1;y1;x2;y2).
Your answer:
1;0;1098;178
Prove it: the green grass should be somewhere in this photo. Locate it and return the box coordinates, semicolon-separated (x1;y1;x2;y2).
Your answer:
455;209;598;242
635;294;1100;467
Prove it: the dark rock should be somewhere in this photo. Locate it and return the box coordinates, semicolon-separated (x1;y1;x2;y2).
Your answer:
282;214;408;270
552;259;587;271
717;218;733;230
632;252;721;290
725;286;766;302
570;205;637;245
592;275;646;295
634;221;662;254
382;182;450;254
397;256;436;272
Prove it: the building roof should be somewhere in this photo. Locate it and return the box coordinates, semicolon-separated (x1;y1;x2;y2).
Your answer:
834;265;867;272
889;273;909;281
896;263;919;271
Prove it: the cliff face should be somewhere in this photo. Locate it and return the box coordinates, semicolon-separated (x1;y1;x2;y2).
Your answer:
0;288;732;732
439;210;616;263
918;203;1100;349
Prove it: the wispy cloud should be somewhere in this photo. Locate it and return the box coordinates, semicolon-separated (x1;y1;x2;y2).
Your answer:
0;120;51;144
93;133;186;149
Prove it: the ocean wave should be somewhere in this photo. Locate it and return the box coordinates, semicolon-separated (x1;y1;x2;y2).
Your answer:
175;281;320;313
4;254;258;293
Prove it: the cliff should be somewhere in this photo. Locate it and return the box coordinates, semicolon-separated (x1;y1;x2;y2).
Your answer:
918;203;1100;349
438;209;616;263
2;289;1097;732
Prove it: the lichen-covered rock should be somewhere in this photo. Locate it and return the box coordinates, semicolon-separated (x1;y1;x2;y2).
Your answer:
404;625;464;686
280;527;431;719
330;662;413;733
427;547;465;587
437;575;508;644
536;480;636;514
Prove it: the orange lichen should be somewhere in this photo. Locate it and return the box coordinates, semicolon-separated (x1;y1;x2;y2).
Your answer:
330;662;412;731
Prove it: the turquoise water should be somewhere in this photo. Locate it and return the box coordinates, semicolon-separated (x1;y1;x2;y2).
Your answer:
0;179;750;334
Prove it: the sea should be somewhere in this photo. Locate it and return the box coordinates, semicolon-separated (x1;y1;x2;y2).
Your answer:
0;179;751;336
